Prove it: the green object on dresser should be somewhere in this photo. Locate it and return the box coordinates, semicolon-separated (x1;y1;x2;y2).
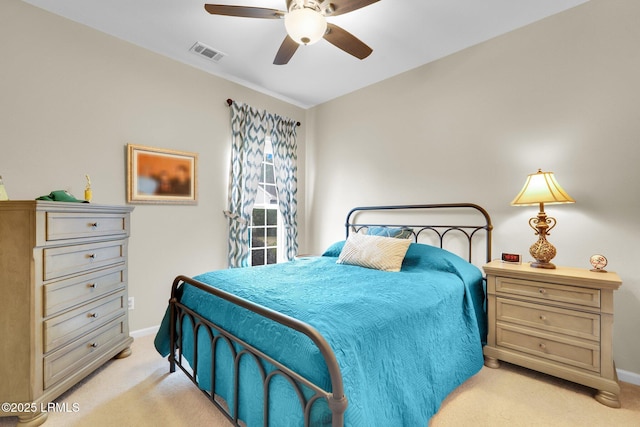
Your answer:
36;190;88;203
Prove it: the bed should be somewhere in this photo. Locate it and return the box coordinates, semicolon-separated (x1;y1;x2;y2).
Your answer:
154;203;493;426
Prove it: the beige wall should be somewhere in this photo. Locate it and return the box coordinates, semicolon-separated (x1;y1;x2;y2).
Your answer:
307;0;640;376
0;1;306;333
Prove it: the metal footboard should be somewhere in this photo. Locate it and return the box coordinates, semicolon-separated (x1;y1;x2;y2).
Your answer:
169;275;347;427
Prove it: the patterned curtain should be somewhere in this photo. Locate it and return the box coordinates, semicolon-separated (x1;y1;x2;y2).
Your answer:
270;115;299;261
224;101;267;268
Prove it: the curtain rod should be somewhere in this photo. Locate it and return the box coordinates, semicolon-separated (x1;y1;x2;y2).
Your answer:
226;99;301;127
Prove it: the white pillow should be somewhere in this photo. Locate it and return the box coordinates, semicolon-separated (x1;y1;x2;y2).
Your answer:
337;233;411;272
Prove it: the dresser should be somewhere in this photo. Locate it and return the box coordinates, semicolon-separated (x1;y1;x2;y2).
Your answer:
0;201;134;425
483;260;622;408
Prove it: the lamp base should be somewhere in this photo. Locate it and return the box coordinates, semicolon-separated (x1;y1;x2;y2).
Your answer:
531;261;556;269
529;236;557;269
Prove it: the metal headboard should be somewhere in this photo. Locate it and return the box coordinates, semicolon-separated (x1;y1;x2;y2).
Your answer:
345;203;493;264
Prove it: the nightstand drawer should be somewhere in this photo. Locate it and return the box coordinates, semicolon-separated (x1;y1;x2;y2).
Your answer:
495;276;600;309
496;323;600;372
496;297;600;341
43;316;127;390
43;266;126;317
43;240;127;281
43;292;126;353
46;212;129;242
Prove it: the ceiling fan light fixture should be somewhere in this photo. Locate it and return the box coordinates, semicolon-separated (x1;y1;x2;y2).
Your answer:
284;8;327;45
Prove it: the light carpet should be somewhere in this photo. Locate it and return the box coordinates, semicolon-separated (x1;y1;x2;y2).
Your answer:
1;333;638;427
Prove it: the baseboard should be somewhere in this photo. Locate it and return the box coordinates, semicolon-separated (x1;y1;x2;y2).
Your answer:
131;325;160;338
617;368;640;386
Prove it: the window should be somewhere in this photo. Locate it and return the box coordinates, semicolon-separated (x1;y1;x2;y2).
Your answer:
249;139;283;266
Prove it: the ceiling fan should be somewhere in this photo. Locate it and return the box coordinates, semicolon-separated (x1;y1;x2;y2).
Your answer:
204;0;379;65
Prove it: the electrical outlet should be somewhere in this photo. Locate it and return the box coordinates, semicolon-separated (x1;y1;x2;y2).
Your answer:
128;297;134;310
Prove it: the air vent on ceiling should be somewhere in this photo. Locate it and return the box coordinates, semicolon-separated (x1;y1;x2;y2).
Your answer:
189;42;225;62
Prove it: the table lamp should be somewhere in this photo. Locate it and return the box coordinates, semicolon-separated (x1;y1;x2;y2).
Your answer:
511;169;575;269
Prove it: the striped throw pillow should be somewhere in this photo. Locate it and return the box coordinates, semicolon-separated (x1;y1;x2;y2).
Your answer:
337;233;411;272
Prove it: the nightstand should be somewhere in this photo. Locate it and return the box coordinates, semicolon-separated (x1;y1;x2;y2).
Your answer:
483;260;622;408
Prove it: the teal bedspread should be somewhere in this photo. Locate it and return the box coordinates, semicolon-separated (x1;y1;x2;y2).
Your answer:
155;242;486;426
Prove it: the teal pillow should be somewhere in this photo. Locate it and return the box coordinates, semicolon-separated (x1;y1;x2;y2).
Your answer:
322;241;345;257
367;226;413;239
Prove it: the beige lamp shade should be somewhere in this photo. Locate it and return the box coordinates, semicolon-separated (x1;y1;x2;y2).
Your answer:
511;169;575;206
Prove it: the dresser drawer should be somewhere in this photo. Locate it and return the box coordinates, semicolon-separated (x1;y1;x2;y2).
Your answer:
43;292;126;353
45;212;129;242
43;317;127;389
496;323;600;372
495;276;600;309
496;297;600;341
43;240;127;281
43;266;126;317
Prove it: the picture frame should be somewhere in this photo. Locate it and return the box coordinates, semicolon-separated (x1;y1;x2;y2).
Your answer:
127;144;198;204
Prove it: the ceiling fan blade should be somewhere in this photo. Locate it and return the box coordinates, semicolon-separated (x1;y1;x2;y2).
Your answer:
204;4;284;19
326;0;380;16
323;24;372;60
273;36;300;65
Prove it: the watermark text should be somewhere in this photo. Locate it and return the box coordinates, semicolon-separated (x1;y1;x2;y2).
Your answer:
1;402;80;413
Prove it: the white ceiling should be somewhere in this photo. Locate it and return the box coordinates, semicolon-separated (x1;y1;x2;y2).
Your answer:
22;0;589;109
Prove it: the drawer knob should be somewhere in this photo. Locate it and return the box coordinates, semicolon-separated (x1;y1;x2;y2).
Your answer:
89;222;99;228
90;342;99;348
88;283;97;289
539;343;547;350
87;253;97;260
539;315;547;321
538;288;547;295
89;312;99;318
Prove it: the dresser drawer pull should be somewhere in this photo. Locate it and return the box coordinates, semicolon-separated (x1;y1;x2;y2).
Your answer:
539;315;547;321
89;312;99;318
538;288;547;295
539;342;547;350
90;342;99;348
89;222;99;228
88;283;98;289
87;253;97;260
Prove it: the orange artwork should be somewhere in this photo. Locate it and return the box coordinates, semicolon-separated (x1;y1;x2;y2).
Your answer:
127;144;198;204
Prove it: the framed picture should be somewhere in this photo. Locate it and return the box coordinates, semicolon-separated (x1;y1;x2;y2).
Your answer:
127;144;198;204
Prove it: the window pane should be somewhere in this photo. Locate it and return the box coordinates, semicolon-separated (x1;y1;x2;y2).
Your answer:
251;228;265;247
261;163;267;183
266;209;277;226
265;164;275;184
263;185;277;205
252;208;265;226
267;248;277;264
248;139;282;266
266;227;277;246
252;249;264;266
